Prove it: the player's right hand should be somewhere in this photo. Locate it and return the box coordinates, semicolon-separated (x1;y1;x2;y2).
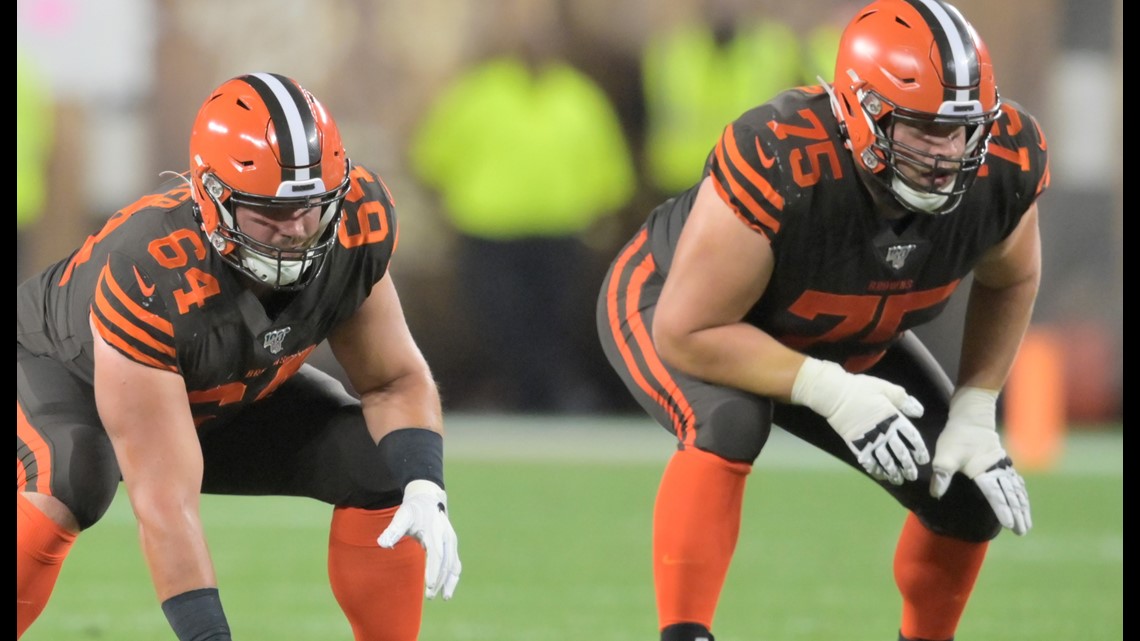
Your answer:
378;479;462;600
791;357;929;485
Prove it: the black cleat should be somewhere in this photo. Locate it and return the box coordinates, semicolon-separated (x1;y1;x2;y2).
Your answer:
662;622;714;641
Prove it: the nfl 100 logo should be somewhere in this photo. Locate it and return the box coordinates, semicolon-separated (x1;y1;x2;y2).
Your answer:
884;243;917;270
262;327;292;355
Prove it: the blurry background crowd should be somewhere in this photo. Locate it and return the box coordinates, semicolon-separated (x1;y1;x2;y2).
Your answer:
17;0;1122;424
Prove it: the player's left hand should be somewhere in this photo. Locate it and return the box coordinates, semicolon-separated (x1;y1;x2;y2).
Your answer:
378;479;462;599
930;387;1032;536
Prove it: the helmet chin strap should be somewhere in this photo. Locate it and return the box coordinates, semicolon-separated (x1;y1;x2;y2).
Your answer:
239;249;306;286
891;176;951;214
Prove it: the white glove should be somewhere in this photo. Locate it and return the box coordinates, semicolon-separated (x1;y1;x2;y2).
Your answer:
378;479;462;599
792;357;929;485
930;387;1032;536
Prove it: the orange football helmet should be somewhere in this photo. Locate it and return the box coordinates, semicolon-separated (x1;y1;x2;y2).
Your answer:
188;72;350;289
830;0;1000;214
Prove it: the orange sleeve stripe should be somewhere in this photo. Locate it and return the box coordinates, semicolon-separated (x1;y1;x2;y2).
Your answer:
1032;116;1048;150
93;286;176;360
392;210;400;255
94;267;177;365
713;131;781;234
1036;162;1051;196
721;126;784;222
711;178;768;237
102;265;175;337
604;230;696;441
59;211;136;286
17;402;52;495
376;173;396;206
90;312;178;372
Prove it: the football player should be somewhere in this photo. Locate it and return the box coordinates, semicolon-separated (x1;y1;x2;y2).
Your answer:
596;1;1046;639
17;72;461;641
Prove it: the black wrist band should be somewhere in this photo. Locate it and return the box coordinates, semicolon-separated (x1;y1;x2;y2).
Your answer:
161;587;232;641
377;427;445;489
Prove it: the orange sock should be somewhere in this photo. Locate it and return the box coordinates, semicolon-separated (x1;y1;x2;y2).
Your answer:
328;506;425;641
17;493;77;638
653;447;751;631
894;513;988;641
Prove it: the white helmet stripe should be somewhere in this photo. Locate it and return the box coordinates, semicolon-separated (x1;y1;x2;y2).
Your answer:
909;0;978;104
246;72;317;182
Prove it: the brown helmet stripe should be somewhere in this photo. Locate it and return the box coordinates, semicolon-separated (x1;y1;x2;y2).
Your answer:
904;0;981;103
240;72;321;184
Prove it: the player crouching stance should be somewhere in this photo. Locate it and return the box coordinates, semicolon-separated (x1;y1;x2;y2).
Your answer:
597;0;1044;639
18;72;460;640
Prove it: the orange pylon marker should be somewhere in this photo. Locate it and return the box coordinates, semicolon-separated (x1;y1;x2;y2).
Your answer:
1003;327;1066;471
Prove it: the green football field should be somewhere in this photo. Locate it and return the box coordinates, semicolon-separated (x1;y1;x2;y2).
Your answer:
23;416;1122;641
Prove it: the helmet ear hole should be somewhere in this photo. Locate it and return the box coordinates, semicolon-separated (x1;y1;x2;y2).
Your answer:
203;174;225;200
838;90;854;120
